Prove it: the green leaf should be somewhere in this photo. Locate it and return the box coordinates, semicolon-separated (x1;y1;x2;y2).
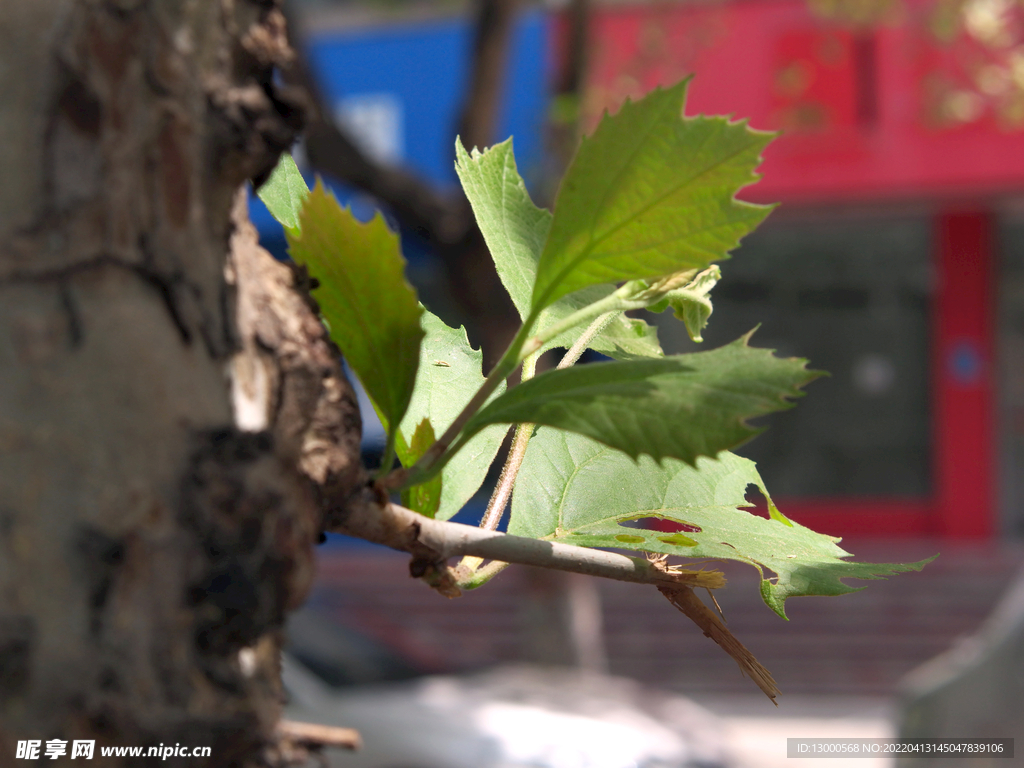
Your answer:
257;152;309;233
650;266;721;342
397;419;442;518
459;333;821;467
398;310;508;520
288;181;423;434
531;80;775;312
454;139;551;321
599;314;663;360
510;429;934;618
455;139;662;360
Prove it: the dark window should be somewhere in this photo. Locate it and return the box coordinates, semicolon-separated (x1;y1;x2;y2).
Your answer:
652;213;933;498
997;217;1024;534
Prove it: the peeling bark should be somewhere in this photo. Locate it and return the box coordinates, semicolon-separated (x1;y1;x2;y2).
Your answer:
0;1;360;764
226;192;361;507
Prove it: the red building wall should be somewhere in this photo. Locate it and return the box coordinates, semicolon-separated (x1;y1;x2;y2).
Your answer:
581;0;1024;203
576;0;1018;538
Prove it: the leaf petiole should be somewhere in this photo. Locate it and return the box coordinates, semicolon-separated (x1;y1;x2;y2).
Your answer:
387;313;540;489
375;432;398;480
558;311;618;369
457;353;541;575
389;271;718;490
518;286;642;364
457;311;619;576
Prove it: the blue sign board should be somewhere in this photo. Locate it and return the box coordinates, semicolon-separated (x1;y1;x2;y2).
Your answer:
250;9;550;243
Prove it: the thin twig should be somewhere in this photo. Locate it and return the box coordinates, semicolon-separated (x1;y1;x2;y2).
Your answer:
455;420;529;573
474;310;620;537
388;316;539;489
706;587;727;623
383;355;512;490
394;294;637;490
480;423;531;533
474;351;539;535
456;353;536;573
459;313;619;575
530;291;634;356
458;0;523;152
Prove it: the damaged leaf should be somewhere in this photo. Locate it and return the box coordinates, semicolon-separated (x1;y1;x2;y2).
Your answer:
510;429;934;619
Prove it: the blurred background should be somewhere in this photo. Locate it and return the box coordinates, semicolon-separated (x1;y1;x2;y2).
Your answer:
257;0;1024;764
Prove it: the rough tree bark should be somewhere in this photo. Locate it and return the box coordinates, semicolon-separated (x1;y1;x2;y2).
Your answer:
0;1;362;764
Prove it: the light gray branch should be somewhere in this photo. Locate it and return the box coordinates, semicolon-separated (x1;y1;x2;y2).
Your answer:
330;489;725;593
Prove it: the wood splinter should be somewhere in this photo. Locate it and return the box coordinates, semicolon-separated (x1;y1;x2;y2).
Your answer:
658;584;781;704
275;719;362;751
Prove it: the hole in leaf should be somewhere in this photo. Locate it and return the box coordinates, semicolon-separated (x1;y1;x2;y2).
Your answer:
615;534;646;544
743;484;772;519
627;516;701;534
656;519;701;534
658;533;698;547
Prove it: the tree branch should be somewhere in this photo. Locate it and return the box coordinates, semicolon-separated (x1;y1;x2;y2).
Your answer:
279;0;522;363
327;488;726;595
277;4;473;248
323;490;790;700
556;0;591;98
457;0;523;153
278;0;527;249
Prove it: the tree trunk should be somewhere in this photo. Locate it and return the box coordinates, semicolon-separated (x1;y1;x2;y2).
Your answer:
0;1;361;764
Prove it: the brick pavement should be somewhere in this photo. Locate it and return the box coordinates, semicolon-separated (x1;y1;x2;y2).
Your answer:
298;539;1024;698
